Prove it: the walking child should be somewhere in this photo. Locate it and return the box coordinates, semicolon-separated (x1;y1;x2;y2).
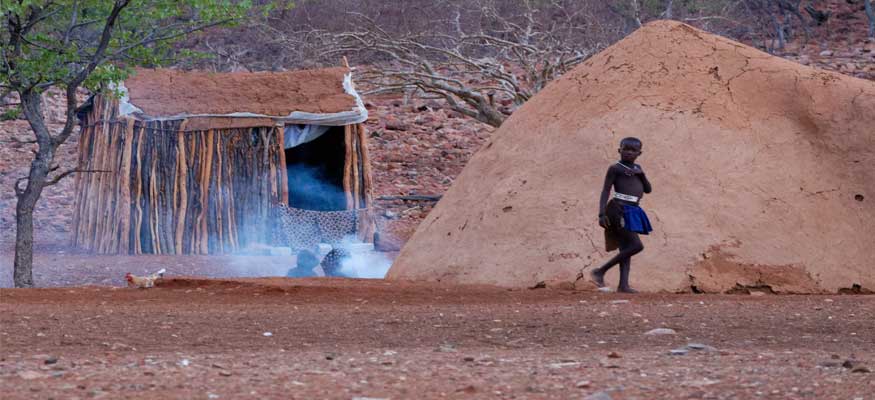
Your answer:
590;137;653;293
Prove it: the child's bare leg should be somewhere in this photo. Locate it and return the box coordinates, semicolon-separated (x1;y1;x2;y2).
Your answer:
591;231;643;288
618;258;638;293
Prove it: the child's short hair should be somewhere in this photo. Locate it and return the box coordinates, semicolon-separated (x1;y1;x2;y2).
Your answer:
620;137;642;147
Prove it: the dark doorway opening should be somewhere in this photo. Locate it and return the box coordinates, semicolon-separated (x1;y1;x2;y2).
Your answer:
284;126;347;211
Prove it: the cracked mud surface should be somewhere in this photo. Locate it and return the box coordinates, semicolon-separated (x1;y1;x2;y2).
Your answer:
2;278;874;399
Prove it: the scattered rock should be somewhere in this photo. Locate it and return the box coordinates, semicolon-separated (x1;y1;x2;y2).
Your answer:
17;370;45;380
610;300;630;304
456;385;477;394
44;356;59;365
842;359;859;369
575;380;592;388
262;332;273;337
686;343;718;352
584;391;613;400
463;356;475;362
644;328;677;335
819;50;834;57
851;366;871;373
597;287;614;293
607;351;621;358
670;348;689;356
384;117;409;131
549;361;582;369
218;371;233;377
436;343;457;353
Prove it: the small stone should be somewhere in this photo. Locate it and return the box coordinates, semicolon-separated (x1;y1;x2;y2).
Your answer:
584;391;613;400
851;366;871;373
607;351;621;358
17;370;45;380
686;343;718;352
437;344;457;353
644;328;677;335
219;371;232;377
456;385;477;394
842;360;858;369
463;356;475;362
819;50;834;57
670;348;689;356
597;287;614;293
610;300;629;304
262;332;273;337
44;356;59;365
575;380;592;388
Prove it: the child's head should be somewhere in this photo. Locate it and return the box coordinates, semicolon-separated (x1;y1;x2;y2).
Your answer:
618;137;642;163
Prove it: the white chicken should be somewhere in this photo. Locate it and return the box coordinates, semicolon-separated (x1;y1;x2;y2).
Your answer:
125;268;166;288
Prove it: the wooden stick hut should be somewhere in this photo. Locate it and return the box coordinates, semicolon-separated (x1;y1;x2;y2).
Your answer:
72;67;375;254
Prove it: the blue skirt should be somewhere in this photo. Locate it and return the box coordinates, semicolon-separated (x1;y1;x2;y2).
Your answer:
622;205;653;234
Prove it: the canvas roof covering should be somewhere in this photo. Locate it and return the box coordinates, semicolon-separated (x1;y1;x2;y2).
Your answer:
118;67;368;126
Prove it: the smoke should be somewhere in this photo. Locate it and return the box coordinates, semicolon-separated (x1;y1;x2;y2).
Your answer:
196;145;394;279
287;162;346;211
225;252;296;278
335;235;392;279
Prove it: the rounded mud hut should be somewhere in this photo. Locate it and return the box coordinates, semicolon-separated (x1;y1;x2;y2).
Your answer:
72;67;376;255
388;21;875;293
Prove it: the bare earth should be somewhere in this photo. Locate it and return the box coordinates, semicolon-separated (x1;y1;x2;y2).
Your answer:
1;254;873;400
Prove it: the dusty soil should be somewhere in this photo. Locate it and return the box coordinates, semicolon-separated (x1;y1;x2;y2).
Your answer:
1;274;873;400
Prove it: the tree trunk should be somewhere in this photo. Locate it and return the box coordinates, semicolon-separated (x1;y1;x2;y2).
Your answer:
865;0;875;38
13;185;41;288
13;90;54;288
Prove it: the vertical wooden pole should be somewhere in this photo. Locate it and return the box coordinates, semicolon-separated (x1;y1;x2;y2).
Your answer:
116;118;135;254
356;123;376;242
198;129;215;254
343;125;354;209
132;123;145;254
276;125;288;206
351;125;361;210
174;121;189;254
149;141;161;254
215;130;225;254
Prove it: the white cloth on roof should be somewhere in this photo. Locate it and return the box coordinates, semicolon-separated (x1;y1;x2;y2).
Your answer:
283;125;331;149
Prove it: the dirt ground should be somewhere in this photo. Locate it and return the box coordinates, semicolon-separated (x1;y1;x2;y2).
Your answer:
1;254;873;400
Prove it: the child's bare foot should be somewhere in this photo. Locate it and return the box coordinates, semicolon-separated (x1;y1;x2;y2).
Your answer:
617;286;638;294
590;269;605;288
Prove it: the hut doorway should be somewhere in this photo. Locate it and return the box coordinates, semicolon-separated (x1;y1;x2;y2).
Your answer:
284;126;347;211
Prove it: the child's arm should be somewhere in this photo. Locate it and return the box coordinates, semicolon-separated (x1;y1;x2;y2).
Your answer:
598;166;616;227
637;166;652;193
